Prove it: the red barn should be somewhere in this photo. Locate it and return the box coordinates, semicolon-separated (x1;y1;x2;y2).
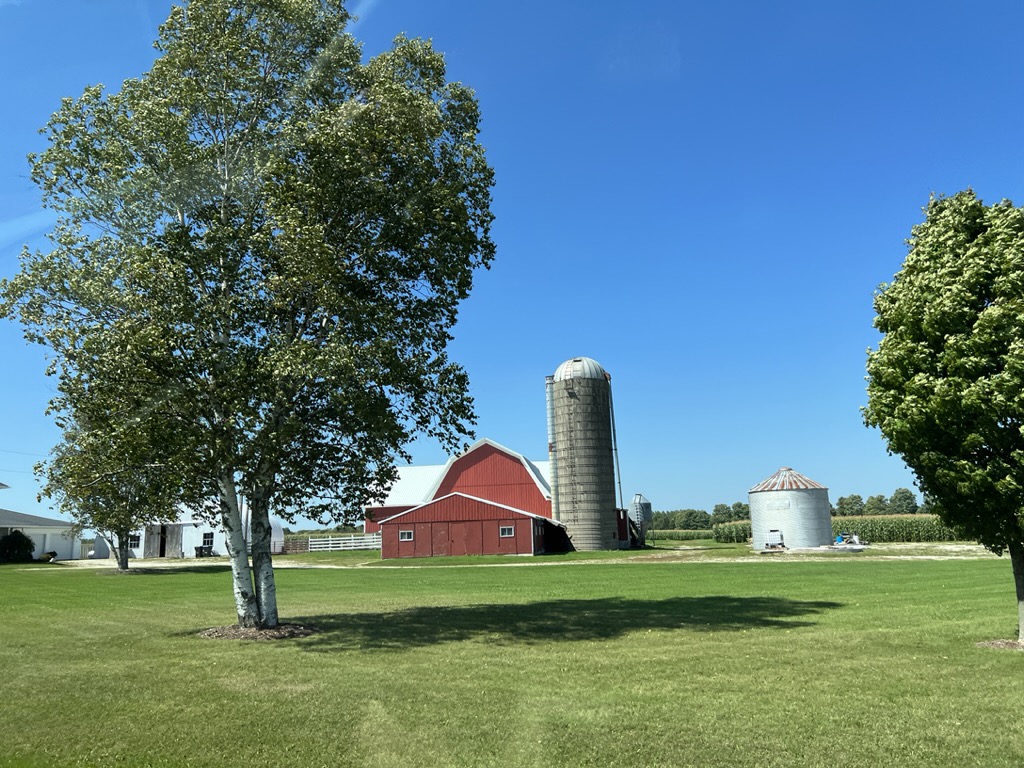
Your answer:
368;439;571;559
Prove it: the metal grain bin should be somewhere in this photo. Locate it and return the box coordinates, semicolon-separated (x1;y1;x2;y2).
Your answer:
629;493;653;546
549;356;619;550
748;467;832;550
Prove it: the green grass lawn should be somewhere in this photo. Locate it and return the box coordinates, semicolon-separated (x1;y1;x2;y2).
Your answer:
2;552;1023;767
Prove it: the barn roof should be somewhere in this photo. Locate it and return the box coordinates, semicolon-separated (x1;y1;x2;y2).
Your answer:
424;438;551;500
749;467;827;493
370;438;551;508
376;493;565;526
0;508;74;528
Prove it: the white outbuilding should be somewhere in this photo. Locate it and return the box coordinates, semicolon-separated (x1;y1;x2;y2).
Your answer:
748;467;833;550
0;508;82;560
91;510;284;560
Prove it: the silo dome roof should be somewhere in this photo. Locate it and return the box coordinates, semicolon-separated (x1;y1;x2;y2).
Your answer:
749;467;827;493
554;356;607;381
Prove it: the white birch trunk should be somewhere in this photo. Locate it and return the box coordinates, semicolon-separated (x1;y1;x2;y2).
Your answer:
250;495;278;628
218;476;259;627
115;537;130;572
99;531;130;571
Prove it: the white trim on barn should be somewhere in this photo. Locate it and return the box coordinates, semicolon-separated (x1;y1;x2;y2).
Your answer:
376;492;565;527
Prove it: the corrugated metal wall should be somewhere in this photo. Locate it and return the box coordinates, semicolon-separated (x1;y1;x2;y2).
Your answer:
749;488;833;549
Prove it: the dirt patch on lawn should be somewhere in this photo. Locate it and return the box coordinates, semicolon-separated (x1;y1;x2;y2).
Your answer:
976;639;1024;651
197;623;318;641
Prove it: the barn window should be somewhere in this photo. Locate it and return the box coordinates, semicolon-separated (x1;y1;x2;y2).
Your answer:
128;534;141;549
499;526;514;538
399;530;414;541
202;532;214;547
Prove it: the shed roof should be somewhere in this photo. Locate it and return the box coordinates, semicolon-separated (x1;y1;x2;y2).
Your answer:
0;508;74;528
749;467;827;493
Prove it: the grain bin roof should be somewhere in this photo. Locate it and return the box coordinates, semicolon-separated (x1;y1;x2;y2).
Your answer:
553;356;607;381
749;467;827;493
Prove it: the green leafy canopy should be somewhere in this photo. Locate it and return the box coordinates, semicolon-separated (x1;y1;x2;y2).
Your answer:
865;189;1024;553
0;0;495;626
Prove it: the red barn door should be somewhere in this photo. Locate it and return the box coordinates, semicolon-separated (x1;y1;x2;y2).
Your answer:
431;523;450;556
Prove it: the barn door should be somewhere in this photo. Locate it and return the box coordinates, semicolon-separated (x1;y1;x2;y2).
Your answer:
143;526;161;558
165;525;183;558
431;523;450;557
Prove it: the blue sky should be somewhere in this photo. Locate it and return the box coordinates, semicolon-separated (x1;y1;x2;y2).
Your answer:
3;0;1024;521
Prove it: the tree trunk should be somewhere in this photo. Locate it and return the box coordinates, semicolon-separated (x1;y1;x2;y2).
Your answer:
249;494;278;628
115;535;130;572
218;476;259;627
99;531;130;571
1008;538;1024;643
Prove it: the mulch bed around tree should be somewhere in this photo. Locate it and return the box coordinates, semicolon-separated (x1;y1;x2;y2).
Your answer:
198;623;318;641
976;639;1024;651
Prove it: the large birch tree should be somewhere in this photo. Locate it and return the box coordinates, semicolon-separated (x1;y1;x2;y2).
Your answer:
0;0;494;627
865;190;1024;641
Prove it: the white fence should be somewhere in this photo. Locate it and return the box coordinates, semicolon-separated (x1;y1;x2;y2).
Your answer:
307;533;381;552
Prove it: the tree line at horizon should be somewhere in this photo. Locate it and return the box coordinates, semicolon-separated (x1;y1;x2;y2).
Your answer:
654;488;927;529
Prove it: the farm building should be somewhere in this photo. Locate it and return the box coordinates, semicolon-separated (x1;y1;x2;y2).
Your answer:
365;356;636;559
90;510;285;560
0;508;81;560
748;467;833;550
367;438;573;558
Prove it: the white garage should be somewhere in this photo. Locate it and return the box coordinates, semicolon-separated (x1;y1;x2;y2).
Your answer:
0;508;82;561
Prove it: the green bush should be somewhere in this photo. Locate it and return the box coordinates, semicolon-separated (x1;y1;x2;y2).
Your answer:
648;530;714;542
0;530;36;563
712;521;751;543
831;514;959;543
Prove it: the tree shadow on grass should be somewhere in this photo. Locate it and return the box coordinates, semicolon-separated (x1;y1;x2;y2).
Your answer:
99;565;233;576
287;595;843;653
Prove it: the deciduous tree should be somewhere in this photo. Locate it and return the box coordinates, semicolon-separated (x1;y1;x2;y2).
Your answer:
888;487;919;516
863;494;889;516
835;494;865;517
865;190;1024;640
676;508;712;530
43;414;184;572
1;0;493;627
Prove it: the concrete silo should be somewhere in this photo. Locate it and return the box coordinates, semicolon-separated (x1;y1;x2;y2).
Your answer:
748;467;832;550
546;356;619;551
